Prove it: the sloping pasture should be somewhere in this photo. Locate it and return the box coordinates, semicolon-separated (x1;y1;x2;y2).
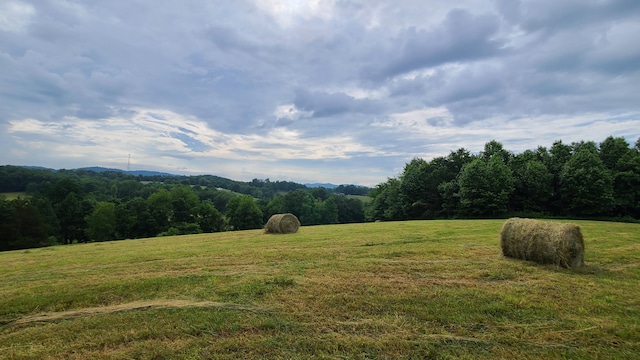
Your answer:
1;220;638;359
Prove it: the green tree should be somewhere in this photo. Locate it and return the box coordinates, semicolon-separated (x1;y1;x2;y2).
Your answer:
438;180;459;218
369;178;404;221
18;199;48;247
126;197;159;238
47;178;82;204
265;196;285;220
548;140;573;213
0;198;49;250
318;197;339;224
85;202;117;241
310;187;330;201
481;140;511;164
519;160;553;212
113;179;144;200
510;151;553;213
30;195;60;242
226;195;263;230
196;201;225;233
399;158;430;219
282;189;307;218
599;136;631;172
169;185;199;224
332;195;365;223
458;156;514;217
595;137;640;217
560;146;614;216
612;168;640;218
300;192;321;225
55;193;90;244
148;189;173;230
0;197;20;251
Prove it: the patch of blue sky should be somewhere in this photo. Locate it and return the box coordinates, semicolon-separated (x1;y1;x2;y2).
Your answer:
172;132;210;152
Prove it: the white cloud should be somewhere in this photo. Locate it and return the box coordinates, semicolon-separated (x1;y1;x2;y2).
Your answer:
7;107;380;171
254;0;335;27
374;107;640;156
374;107;454;132
272;104;312;121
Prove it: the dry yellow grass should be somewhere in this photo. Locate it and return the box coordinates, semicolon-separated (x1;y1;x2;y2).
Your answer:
1;220;639;359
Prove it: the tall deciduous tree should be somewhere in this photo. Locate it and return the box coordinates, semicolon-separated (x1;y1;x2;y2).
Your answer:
148;189;173;230
318;197;339;224
282;189;307;219
594;137;640;218
0;197;19;251
226;195;263;230
458;156;514;217
520;160;553;212
399;158;430;219
481;140;511;164
196;201;225;233
560;146;614;216
369;178;404;221
170;185;199;224
85;202;117;241
548;140;573;212
599;136;631;172
510;151;553;213
55;193;90;244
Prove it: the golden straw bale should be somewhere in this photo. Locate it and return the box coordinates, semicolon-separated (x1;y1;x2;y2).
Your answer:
500;218;585;268
264;213;301;234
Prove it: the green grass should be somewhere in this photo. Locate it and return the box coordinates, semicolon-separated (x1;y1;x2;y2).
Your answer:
1;220;639;359
0;192;28;200
346;194;371;204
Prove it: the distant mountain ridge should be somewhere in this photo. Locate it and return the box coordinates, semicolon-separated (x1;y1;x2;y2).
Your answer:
77;167;177;177
14;165;368;189
304;183;338;189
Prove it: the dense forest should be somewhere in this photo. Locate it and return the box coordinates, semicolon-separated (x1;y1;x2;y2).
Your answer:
368;136;640;222
2;135;639;251
0;167;369;251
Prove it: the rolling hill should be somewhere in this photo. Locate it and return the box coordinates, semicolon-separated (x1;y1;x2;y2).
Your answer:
1;220;638;359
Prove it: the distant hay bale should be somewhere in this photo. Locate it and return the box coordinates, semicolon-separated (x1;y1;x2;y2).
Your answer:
264;213;300;234
500;218;585;268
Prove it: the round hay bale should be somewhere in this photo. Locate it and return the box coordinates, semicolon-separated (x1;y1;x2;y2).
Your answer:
264;213;300;234
500;218;585;268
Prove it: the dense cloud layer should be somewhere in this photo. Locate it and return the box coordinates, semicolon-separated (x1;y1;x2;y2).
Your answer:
1;0;639;185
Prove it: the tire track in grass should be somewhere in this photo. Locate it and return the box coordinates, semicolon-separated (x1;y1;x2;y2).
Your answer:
3;300;269;326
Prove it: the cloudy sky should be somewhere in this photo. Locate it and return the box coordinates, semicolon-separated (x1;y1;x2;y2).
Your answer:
1;0;639;186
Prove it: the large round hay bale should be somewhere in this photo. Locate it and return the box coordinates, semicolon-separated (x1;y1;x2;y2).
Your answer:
500;218;585;268
264;213;300;234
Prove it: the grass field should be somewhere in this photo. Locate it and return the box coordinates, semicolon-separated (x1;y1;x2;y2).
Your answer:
1;220;638;359
346;194;371;204
0;192;28;200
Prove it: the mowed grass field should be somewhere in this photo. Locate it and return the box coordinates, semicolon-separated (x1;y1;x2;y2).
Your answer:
1;220;638;359
0;192;28;200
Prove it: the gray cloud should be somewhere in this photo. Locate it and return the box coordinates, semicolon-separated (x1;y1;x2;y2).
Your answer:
1;0;639;186
379;9;506;79
293;89;381;118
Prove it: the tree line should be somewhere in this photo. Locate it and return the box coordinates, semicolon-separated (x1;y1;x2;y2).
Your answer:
0;167;368;251
3;135;638;251
368;136;640;221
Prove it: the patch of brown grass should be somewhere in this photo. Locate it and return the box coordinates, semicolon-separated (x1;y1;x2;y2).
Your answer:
6;300;268;326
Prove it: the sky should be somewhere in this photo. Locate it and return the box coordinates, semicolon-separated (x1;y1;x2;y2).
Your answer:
1;0;640;187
